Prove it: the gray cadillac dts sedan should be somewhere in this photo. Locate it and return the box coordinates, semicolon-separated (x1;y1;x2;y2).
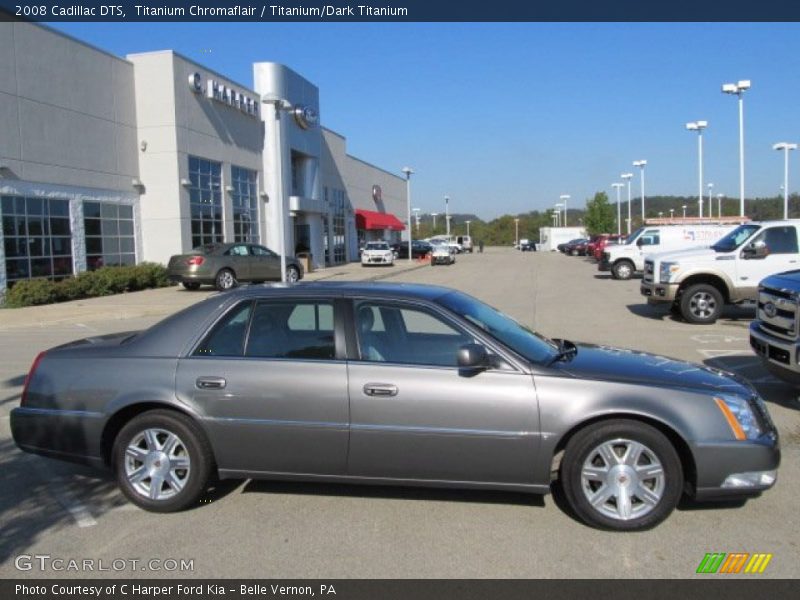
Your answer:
11;282;779;530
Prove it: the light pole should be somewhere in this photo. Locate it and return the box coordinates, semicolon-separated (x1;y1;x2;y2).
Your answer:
716;193;724;218
555;203;564;227
261;93;294;282
633;160;647;220
612;183;624;236
402;167;414;262
686;120;708;218
722;80;750;217
431;212;438;231
659;211;664;218
670;208;675;220
412;207;421;233
774;142;797;220
465;220;471;236
621;173;633;234
514;218;520;247
682;204;687;219
444;195;450;237
707;182;714;220
559;194;570;227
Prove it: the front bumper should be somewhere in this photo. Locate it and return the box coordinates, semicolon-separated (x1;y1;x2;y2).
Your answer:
749;322;800;385
361;255;393;265
692;435;780;501
431;255;452;264
640;280;679;303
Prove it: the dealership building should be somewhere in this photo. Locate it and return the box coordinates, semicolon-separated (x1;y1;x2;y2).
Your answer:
0;23;408;292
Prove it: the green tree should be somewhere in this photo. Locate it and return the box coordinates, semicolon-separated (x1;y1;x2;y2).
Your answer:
584;192;616;235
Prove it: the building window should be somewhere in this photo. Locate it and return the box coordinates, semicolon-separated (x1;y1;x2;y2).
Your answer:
2;196;73;285
188;156;223;249
84;202;136;270
231;166;259;243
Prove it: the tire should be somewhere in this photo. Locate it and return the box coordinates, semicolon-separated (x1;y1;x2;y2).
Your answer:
182;282;201;291
560;419;683;531
611;260;635;280
215;268;237;291
113;410;214;513
285;265;300;282
680;283;723;324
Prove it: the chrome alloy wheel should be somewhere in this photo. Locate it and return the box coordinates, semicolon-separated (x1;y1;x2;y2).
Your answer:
218;270;235;290
688;291;717;319
125;428;191;501
581;438;665;521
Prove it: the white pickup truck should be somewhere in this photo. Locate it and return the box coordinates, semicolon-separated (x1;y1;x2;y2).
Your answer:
641;220;800;324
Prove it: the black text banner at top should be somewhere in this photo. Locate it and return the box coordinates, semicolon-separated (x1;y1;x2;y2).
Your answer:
2;0;800;22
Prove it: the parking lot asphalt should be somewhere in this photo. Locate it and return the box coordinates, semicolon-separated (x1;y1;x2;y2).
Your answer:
1;248;798;579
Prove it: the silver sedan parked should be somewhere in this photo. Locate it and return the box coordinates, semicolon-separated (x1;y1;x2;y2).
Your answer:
11;283;779;530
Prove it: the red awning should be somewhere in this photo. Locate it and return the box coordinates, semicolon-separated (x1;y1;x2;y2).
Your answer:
355;209;406;231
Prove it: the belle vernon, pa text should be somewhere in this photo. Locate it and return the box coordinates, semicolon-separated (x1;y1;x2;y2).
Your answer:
16;584;337;597
133;4;409;17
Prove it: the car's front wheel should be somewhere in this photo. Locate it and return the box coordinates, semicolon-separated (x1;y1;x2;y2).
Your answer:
680;283;723;324
215;268;237;291
560;419;683;531
285;265;300;282
612;260;634;280
113;410;213;512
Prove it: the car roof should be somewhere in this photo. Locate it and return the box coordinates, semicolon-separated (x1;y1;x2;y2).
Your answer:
218;281;455;302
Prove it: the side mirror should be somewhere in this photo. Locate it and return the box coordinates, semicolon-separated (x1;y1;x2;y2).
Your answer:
742;240;768;259
636;237;643;247
457;343;489;372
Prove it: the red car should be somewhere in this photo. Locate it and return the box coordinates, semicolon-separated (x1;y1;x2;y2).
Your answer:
591;234;626;261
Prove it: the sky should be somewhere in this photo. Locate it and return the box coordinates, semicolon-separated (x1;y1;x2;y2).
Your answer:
51;22;800;220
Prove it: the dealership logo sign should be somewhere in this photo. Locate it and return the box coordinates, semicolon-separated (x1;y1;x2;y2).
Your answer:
696;552;773;574
372;185;382;202
763;302;778;318
188;72;259;118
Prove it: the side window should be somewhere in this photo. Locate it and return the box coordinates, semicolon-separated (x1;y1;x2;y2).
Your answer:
224;245;249;257
356;302;471;367
757;227;799;255
246;301;335;360
640;230;660;246
194;302;252;357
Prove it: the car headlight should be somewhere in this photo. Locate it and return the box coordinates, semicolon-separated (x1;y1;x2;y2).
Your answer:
714;394;762;440
659;262;680;283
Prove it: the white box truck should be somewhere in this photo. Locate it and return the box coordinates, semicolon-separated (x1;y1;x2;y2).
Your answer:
538;227;587;252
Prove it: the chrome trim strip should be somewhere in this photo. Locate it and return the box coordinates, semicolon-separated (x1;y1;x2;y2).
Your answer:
14;407;104;418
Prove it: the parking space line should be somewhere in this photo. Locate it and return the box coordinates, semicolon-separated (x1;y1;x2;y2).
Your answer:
33;462;97;528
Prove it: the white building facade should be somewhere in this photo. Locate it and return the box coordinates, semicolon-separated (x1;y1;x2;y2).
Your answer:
0;23;407;293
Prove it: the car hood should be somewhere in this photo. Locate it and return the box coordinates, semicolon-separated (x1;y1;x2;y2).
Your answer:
551;342;752;396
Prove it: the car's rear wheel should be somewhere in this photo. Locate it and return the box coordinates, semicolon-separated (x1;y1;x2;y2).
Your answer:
560;419;683;531
182;282;201;291
215;268;237;291
285;265;300;282
680;283;723;324
113;410;213;512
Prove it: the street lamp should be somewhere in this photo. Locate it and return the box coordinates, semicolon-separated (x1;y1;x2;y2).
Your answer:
682;204;687;219
514;218;520;247
722;80;751;217
431;212;439;231
633;160;647;220
659;211;664;218
611;183;624;235
716;193;724;218
621;173;633;234
444;195;450;237
669;208;674;220
686;120;708;218
465;219;471;236
402;167;414;262
412;207;421;232
559;194;571;227
707;182;714;220
261;93;295;282
774;142;797;219
555;203;564;227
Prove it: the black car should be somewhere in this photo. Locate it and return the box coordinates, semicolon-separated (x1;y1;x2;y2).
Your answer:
395;240;433;259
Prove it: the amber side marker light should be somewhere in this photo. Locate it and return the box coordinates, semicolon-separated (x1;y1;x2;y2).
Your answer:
714;397;747;440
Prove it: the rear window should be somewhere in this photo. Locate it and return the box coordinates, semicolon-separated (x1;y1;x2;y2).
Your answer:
192;243;222;255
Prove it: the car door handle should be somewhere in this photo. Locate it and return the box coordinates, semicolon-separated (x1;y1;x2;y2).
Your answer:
196;377;226;390
363;383;398;397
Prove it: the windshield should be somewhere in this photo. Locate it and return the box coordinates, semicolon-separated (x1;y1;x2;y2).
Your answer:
711;224;761;252
365;242;389;250
437;291;558;364
625;227;644;245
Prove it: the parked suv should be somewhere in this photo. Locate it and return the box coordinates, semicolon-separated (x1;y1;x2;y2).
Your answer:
601;224;736;280
750;270;800;385
641;221;800;324
457;235;474;253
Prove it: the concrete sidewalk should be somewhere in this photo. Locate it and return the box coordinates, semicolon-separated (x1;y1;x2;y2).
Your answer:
0;257;432;330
